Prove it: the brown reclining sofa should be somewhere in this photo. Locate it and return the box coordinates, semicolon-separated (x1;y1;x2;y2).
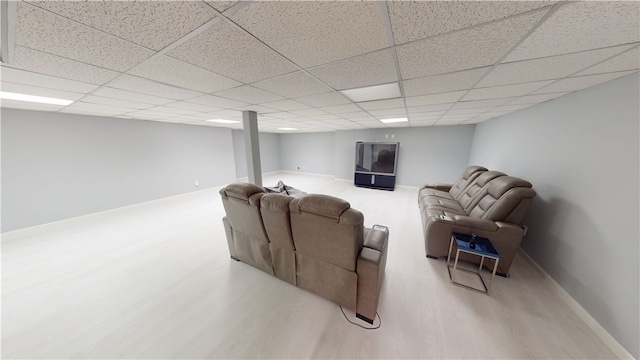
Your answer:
419;166;536;276
220;183;389;324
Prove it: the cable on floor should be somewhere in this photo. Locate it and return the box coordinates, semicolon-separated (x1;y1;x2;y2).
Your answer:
339;305;381;330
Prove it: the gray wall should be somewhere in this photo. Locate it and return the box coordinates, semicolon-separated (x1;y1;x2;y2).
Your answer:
334;126;475;187
468;73;639;358
279;132;335;175
1;109;237;232
231;130;280;179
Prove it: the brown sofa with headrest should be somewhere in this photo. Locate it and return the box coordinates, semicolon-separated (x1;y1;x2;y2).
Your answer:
220;183;389;324
419;166;536;276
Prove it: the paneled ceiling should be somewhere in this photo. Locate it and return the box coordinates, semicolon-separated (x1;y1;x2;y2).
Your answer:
1;1;638;133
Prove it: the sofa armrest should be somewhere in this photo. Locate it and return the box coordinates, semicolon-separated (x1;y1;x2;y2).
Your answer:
419;183;452;192
453;215;499;232
356;225;389;323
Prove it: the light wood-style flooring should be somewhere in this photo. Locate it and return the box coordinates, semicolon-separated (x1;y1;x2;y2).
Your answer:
1;172;620;358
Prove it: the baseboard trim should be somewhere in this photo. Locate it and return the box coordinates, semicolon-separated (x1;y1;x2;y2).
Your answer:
518;249;634;359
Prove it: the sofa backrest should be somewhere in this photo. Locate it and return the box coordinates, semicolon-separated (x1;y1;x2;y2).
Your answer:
458;170;506;211
260;193;295;251
219;183;273;273
467;176;536;224
449;165;488;200
289;194;364;272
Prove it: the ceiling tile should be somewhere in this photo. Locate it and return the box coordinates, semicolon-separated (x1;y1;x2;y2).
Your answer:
146;106;203;116
406;104;454;113
575;47;640;76
262;99;310;112
232;105;279;114
506;92;570;106
64;101;138;115
368;108;407;117
490;104;536;113
9;46;120;85
267;112;300;119
463;81;552;101
388;1;553;45
168;21;297;83
288;108;329;117
252;71;332;98
186;94;249;109
82;95;155;110
16;3;154;72
357;98;405;111
505;2;640;62
1;67;99;93
318;104;363;114
1;81;85;101
163;101;222;113
397;11;546;79
92;87;175;106
131;56;240;93
405;91;466;107
403;67;490;97
27;1;215;51
230;1;388;68
108;75;203;100
213;85;284;104
308;49;398;90
446;108;494;116
295;92;352;108
479;45;634;87
532;71;637;94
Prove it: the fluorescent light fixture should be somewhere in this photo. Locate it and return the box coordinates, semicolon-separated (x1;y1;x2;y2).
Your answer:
0;91;73;106
380;117;408;124
340;83;401;102
278;127;298;131
206;119;239;124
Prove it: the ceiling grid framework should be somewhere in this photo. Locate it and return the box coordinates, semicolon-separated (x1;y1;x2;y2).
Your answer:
0;0;638;132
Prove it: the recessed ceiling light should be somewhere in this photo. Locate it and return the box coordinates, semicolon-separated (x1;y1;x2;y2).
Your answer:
278;127;298;131
206;119;239;124
380;117;408;123
0;91;74;106
340;83;401;102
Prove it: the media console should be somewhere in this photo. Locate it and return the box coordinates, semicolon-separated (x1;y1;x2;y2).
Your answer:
354;141;399;191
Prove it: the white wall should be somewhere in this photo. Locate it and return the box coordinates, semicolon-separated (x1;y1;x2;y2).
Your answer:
334;126;476;187
279;132;335;175
1;109;237;232
468;73;639;358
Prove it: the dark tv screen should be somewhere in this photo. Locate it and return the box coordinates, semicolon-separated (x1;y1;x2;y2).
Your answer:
355;142;398;175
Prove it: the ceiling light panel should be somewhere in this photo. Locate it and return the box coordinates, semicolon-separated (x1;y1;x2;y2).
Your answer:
1;82;84;102
308;49;398;90
387;1;553;45
403;67;490;97
92;87;175;106
463;81;553;101
131;56;240;94
186;94;249;109
1;99;67;111
1;67;99;93
10;46;120;85
341;83;401;103
16;3;154;72
213;85;284;104
532;71;637;94
295;92;351;108
108;75;203;100
252;71;332;98
203;1;238;13
405;90;466;107
479;45;634;87
26;1;216;51
505;2;640;62
168;21;297;83
397;11;547;79
230;1;388;68
576;47;640;76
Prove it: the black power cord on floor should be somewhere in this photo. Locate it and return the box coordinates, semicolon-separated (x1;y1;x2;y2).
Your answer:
339;306;381;330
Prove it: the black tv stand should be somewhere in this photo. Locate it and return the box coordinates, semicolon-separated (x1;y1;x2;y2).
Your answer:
354;173;396;191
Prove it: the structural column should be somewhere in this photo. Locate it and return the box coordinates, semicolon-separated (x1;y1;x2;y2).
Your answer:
242;110;262;187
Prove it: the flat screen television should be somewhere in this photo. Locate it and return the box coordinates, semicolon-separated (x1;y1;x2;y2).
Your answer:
355;141;399;175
